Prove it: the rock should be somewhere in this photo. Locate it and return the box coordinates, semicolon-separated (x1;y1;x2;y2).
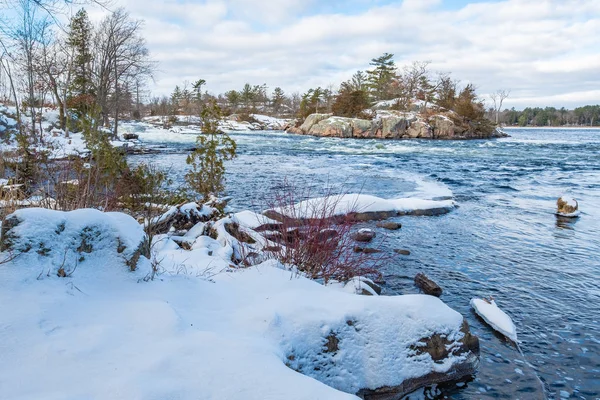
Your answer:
414;273;443;297
342;276;382;295
406;119;431;138
357;319;479;399
556;195;579;217
288;112;502;141
376;221;401;230
298;113;332;133
394;249;411;256
152;202;217;234
309;117;353;138
122;133;139;140
353;246;382;254
352;228;376;242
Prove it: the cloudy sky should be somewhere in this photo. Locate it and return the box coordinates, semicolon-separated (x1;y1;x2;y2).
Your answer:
88;0;600;109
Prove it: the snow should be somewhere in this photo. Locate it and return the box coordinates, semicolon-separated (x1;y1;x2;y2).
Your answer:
3;208;145;272
269;193;455;219
470;298;518;342
0;207;474;400
233;210;279;230
0;106;136;159
142;114;290;132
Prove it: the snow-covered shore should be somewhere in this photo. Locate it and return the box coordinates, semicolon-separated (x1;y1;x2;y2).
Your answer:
0;201;479;400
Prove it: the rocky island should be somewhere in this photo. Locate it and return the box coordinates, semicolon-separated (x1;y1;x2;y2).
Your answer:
287;111;508;140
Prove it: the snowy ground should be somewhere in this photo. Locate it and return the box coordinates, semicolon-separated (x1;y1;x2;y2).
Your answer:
0;205;475;400
142;113;290;132
0;105;135;159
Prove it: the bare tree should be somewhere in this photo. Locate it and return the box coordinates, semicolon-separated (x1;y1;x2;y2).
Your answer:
490;89;510;124
93;8;153;137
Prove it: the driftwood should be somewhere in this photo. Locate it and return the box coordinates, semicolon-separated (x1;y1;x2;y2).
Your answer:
414;273;443;297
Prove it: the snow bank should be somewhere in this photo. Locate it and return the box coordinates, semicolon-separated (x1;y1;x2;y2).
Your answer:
0;257;476;400
266;193;456;220
470;298;517;342
0;208;479;400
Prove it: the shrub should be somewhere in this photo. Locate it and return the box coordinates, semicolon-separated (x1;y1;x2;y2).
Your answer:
263;180;386;283
332;89;372;119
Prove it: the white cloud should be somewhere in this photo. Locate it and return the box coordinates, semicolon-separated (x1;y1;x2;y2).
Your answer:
87;0;600;108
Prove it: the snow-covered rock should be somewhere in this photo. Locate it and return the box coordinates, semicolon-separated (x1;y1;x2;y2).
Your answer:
264;193;456;221
470;297;518;342
0;208;147;272
556;195;580;218
151;202;218;234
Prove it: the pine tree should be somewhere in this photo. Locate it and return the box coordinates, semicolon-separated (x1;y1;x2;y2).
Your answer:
67;8;93;115
185;100;236;200
271;87;285;114
366;53;396;101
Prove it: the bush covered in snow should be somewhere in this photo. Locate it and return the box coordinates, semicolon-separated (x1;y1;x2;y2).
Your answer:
0;208;147;274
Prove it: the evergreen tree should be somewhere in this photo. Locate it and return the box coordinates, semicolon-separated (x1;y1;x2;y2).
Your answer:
366;53;396;101
271;87;285;114
67;8;93;115
185;99;236;200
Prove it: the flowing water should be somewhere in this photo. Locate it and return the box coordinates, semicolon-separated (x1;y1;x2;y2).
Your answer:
129;126;600;399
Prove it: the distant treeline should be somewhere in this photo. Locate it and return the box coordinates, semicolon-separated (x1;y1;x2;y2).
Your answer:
496;105;599;127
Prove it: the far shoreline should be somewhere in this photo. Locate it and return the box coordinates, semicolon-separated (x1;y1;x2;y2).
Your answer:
503;126;600;130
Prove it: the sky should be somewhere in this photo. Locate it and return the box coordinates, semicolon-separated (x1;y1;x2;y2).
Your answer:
85;0;600;109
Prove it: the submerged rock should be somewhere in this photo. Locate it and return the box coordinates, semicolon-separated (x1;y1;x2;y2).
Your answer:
376;221;402;230
394;249;411;256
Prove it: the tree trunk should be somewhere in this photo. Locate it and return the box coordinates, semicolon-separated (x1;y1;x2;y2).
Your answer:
112;56;119;139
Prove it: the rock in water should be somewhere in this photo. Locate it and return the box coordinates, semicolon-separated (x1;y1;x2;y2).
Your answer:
470;298;518;342
556;195;580;217
352;228;376;242
414;273;443;297
376;221;402;230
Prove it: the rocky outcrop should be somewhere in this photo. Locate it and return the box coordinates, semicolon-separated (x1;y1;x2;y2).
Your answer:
287;111;508;140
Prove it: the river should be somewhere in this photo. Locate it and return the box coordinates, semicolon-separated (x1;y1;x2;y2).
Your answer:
129;125;600;400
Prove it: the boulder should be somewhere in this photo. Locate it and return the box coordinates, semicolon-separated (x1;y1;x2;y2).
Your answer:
556;196;579;217
285;295;480;400
376;221;401;230
122;133;139;140
414;273;443;297
406;120;431;138
352;228;376;242
357;320;479;399
380;115;410;138
309;117;353;138
298;113;332;133
430;116;456;139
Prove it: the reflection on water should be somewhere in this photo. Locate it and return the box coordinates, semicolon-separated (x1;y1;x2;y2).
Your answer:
129;126;600;399
555;215;579;230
